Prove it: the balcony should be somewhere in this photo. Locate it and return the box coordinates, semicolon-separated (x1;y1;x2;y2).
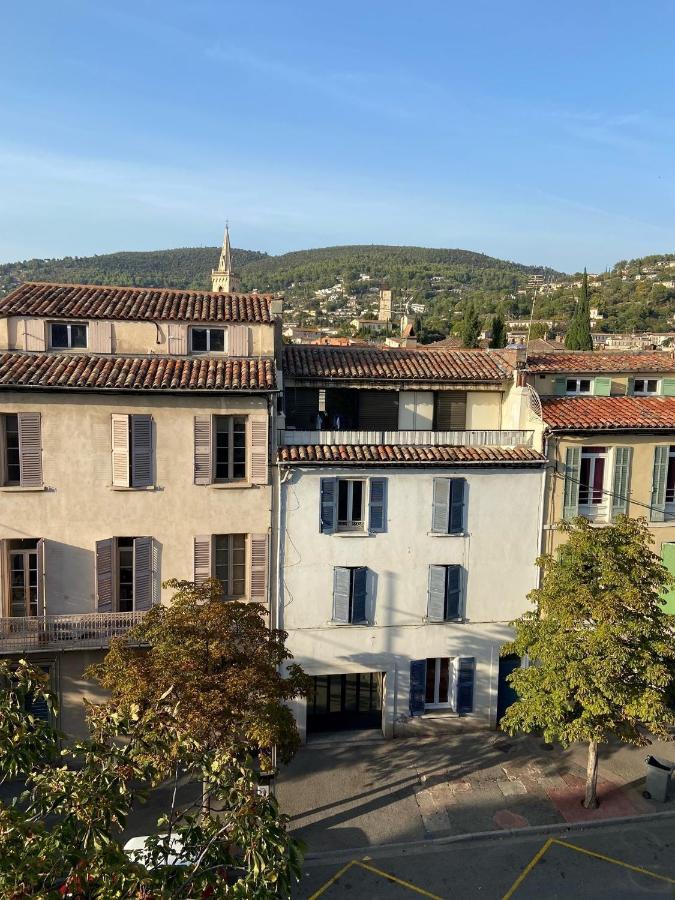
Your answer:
280;429;534;448
0;612;146;655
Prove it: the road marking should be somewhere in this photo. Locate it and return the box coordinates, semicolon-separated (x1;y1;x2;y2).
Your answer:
307;858;443;899
552;838;675;885
307;860;357;899
502;837;554;900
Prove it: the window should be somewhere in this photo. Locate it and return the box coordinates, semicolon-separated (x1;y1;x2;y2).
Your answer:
332;566;368;624
427;565;463;621
117;538;135;612
49;322;87;349
111;414;153;488
194;414;267;487
95;537;158;613
214;416;246;481
190;327;226;353
665;447;675;513
633;378;659;395
579;446;607;511
9;543;38;617
4;415;20;485
320;477;387;534
425;658;451;708
1;413;42;487
566;378;592;395
431;478;466;534
409;657;475;716
337;479;365;531
214;534;246;599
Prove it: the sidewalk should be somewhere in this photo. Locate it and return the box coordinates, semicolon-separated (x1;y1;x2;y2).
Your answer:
275;723;675;852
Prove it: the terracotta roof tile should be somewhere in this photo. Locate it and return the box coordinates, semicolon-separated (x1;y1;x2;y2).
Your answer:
278;444;545;465
283;345;511;383
541;396;675;430
0;352;276;392
526;352;675;374
0;282;272;324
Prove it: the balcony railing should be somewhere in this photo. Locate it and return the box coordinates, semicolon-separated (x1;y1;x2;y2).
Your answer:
280;429;534;448
0;612;146;655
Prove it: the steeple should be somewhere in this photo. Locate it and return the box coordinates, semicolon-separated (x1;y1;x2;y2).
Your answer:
211;224;241;293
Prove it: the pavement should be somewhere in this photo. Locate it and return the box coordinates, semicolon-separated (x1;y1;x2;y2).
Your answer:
275;723;675;853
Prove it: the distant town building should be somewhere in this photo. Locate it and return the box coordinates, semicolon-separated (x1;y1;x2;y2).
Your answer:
378;287;393;322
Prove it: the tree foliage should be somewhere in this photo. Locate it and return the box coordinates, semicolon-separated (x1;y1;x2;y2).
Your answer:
565;269;593;350
489;310;506;348
460;301;481;348
501;516;675;807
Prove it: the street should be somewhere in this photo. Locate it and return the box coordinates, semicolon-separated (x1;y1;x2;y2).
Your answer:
296;818;675;899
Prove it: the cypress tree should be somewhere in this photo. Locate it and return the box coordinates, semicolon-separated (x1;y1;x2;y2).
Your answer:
565;268;593;350
489;310;506;348
460;301;481;349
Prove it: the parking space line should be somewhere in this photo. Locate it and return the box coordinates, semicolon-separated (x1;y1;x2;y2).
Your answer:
502;837;554;900
551;838;675;885
356;860;444;898
307;860;358;899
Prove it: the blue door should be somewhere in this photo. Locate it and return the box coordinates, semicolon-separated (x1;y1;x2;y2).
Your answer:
497;655;520;724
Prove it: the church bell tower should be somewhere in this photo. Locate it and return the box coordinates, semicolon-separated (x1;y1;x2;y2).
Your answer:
211;224;241;293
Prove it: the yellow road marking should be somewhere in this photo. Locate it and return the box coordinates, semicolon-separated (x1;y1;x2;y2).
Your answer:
356;860;443;898
502;837;554;900
307;860;357;899
552;838;675;885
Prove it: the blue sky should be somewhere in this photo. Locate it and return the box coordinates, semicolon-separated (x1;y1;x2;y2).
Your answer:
1;1;674;272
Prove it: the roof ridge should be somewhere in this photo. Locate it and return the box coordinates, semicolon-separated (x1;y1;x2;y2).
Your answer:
18;281;273;299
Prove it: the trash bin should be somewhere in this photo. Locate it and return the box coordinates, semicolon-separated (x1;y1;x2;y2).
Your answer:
643;756;674;802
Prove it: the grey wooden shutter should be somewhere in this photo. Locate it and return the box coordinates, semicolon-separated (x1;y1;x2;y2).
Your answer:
661;378;675;396
563;446;581;520
446;566;462;619
194;416;213;485
133;537;154;611
36;538;45;616
409;660;427;716
611;447;632;518
651;446;669;522
554;377;566;396
95;538;114;613
250;534;268;603
332;566;351;624
351;567;368;623
17;412;42;487
320;478;337;533
431;478;451;533
90;320;112;353
456;658;475;714
449;478;466;534
228;325;249;356
111;414;130;487
168;323;187;355
193;536;212;585
427;565;447;622
368;478;387;533
131;415;153;488
249;416;268;485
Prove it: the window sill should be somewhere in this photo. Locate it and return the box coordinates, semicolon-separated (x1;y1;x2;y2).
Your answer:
0;485;46;492
425;618;465;625
332;531;373;538
110;485;157;492
422;709;458;718
330;621;372;626
427;531;467;538
208;482;253;490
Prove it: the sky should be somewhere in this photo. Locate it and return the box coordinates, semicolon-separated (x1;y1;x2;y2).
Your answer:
1;1;675;272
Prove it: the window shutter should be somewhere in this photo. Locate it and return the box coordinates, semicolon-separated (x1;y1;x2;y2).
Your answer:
320;478;337;533
651;446;669;522
449;478;466;534
563;446;581;520
249;416;268;485
89;320;112;353
593;377;611;396
431;477;451;533
36;537;45;617
17;412;42;487
23;319;45;351
456;658;475;714
409;660;427;716
95;538;114;613
250;534;268;603
662;378;675;396
427;565;446;622
26;666;51;723
194;535;212;585
554;377;566;396
111;414;130;487
131;415;153;487
228;325;249;356
446;565;462;619
611;447;632;518
368;478;387;533
351;566;368;623
168;323;188;355
332;566;351;624
435;392;466;430
627;377;635;396
133;536;154;611
194;416;213;485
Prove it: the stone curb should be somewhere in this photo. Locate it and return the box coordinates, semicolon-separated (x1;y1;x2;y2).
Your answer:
302;807;675;865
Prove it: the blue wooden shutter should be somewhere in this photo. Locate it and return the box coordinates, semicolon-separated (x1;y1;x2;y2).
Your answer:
449;478;466;534
456;658;474;714
320;478;337;533
446;566;462;619
554;377;566;395
351;567;368;623
563;447;581;520
409;660;427;716
651;446;669;522
332;566;351;623
95;538;114;613
427;565;446;622
593;377;611;396
661;378;675;396
431;478;451;533
26;665;51;723
368;478;387;533
611;447;632;518
131;414;153;488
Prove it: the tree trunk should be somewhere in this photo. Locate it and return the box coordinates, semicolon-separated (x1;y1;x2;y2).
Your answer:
583;740;599;809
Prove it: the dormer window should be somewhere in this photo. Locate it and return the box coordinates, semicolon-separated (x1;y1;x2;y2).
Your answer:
565;377;592;395
50;322;87;350
190;327;226;353
633;378;659;395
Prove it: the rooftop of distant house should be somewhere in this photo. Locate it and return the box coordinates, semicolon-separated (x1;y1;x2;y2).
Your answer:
525;351;675;374
540;395;675;431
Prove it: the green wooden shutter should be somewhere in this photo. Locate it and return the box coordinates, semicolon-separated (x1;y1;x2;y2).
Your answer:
650;446;669;522
661;378;675;396
627;377;635;396
554;377;566;396
659;543;675;615
593;377;611;396
611;447;632;518
563;447;581;520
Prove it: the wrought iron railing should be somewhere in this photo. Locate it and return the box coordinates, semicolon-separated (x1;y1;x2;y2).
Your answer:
0;612;146;654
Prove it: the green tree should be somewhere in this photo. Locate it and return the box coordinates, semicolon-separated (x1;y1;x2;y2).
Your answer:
0;660;304;896
501;516;675;809
565;269;593;350
460;301;481;348
489;310;506;348
528;322;550;341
